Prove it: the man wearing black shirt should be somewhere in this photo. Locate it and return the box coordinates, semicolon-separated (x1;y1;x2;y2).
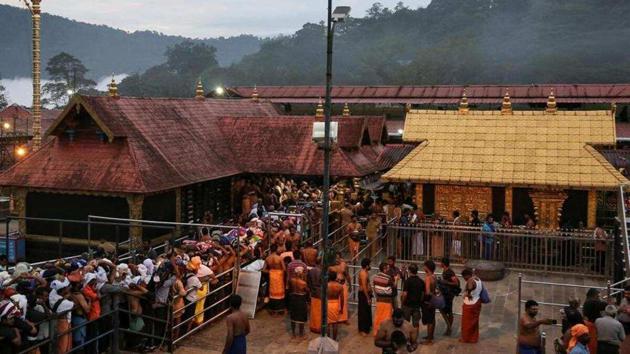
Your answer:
439;257;460;336
583;288;607;322
401;264;424;334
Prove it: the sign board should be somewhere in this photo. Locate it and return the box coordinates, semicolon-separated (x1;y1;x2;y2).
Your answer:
235;269;262;319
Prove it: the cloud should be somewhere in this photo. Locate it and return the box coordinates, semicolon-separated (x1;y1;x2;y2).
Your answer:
1;0;430;38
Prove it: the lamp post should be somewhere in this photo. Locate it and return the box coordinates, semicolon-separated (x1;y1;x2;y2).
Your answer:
319;0;350;343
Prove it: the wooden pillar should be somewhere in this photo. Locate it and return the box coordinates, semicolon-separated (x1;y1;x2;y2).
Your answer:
505;187;513;219
528;189;568;230
13;189;27;234
126;194;144;252
587;189;597;229
415;184;423;210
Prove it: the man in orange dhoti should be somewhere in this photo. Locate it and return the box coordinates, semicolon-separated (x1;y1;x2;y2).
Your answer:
461;268;483;343
307;259;322;333
327;271;344;340
263;244;286;315
347;216;362;261
372;262;394;336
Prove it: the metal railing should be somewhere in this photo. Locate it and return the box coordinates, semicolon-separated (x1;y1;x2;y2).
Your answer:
387;223;614;277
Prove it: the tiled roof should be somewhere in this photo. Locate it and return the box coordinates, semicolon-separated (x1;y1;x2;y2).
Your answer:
229;84;630;104
0;104;62;135
383;109;627;189
0;97;412;194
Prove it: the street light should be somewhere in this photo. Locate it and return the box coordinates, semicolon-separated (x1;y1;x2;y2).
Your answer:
2;122;10;130
15;146;27;158
215;86;225;96
66;89;75;96
314;1;350;349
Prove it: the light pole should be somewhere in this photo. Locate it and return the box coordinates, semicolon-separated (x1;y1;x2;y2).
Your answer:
319;0;350;342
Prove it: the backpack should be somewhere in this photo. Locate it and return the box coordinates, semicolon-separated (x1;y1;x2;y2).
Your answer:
479;284;491;304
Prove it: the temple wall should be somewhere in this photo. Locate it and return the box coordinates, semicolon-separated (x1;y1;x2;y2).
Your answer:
435;185;492;220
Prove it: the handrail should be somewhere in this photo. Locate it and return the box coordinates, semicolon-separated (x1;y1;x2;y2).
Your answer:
88;215;239;230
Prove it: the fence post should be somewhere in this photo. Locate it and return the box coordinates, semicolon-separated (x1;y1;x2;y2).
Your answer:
167;301;174;353
87;218;92;259
58;221;63;259
541;331;546;354
4;217;9;263
607;280;612;301
517;273;523;353
112;301;120;354
49;315;57;354
115;225;120;256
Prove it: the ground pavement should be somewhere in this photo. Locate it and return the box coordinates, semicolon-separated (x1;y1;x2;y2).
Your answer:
175;269;629;354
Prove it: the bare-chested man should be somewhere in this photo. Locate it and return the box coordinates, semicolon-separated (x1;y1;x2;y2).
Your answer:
326;270;345;340
301;242;318;267
347;216;363;260
263;244;286;315
329;253;351;323
273;227;288;253
288;268;309;338
223;294;250;354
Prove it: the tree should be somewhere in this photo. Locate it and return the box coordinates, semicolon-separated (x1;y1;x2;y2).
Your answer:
43;52;96;107
165;41;218;76
0;83;7;110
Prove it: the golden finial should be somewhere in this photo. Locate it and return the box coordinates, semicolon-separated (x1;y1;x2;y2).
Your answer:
316;97;324;117
612;102;617;117
108;75;119;98
195;79;205;100
251;85;259;102
342;102;351;116
501;89;512;115
405;103;411;113
458;88;469;114
545;88;557;114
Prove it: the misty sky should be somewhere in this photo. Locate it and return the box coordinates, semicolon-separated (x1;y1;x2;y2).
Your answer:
0;0;430;38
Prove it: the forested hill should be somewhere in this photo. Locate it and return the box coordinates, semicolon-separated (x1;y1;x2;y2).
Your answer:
0;4;261;79
203;0;630;87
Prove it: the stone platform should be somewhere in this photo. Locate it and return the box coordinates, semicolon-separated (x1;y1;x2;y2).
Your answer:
174;269;626;354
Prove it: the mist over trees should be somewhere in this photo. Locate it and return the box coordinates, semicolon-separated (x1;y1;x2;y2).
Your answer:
0;4;261;79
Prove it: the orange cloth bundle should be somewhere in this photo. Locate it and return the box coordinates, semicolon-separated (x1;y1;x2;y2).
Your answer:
269;269;285;300
310;296;322;333
373;300;393;336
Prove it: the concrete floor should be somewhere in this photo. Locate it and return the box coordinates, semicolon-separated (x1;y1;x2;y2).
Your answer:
174;269;629;354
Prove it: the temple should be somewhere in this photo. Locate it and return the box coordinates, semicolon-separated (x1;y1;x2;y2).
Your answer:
383;91;627;229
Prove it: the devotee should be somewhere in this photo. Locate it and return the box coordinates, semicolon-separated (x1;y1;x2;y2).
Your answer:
49;278;74;354
326;270;344;340
439;257;460;336
223;294;250;354
401;264;424;339
287;250;308;283
373;262;394;336
301;242;318;268
617;286;630;334
329;253;351;324
595;305;625;354
374;308;418;354
263;244;286;316
386;256;402;308
358;258;373;336
518;300;556;354
288;266;309;339
460;267;482;344
482;215;496;260
594;226;609;274
561;297;584;334
346;216;362;260
307;257;323;333
366;213;382;258
422;260;438;344
567;324;591;354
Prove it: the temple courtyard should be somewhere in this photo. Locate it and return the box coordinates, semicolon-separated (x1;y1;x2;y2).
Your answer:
173;268;630;354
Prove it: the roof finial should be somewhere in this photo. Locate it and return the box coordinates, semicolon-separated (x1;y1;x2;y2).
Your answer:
316;97;324;117
195;79;205;100
612;102;617;117
108;75;119;98
501;89;512;115
251;85;259;102
459;88;469;114
342;102;351;116
545;88;557;114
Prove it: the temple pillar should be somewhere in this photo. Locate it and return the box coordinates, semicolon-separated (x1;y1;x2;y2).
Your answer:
528;189;568;230
415;184;423;210
587;189;597;229
505;187;513;219
126;194;144;252
13;189;27;234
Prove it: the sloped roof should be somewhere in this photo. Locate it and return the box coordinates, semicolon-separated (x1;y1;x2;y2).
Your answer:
383;109;627;189
218;115;406;177
0;104;62;135
229;84;630;104
0;97;412;194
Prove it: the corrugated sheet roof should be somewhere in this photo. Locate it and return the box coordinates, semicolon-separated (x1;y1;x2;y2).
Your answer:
383;109;627;189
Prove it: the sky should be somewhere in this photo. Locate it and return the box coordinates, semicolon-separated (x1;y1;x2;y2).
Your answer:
0;0;430;38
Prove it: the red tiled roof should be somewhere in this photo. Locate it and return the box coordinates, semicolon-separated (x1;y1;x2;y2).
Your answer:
229;84;630;104
0;105;61;135
617;122;630;139
0;97;412;194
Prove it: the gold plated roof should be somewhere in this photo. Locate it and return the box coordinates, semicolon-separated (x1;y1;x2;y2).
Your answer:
383;109;627;189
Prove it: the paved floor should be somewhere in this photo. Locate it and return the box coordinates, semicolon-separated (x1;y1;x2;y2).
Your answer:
175;269;629;354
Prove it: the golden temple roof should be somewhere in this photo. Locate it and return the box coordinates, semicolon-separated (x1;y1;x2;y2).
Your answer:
383;109;627;189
